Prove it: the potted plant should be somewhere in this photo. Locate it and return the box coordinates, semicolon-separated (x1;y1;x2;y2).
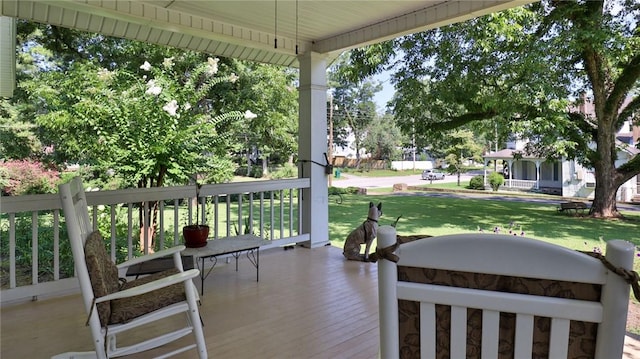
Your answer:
183;182;209;248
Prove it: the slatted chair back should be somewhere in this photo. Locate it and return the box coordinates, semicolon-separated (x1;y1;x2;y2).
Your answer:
59;177;208;358
377;226;634;359
59;177;102;341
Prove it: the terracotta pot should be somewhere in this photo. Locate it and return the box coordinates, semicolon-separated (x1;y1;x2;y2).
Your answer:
183;225;210;248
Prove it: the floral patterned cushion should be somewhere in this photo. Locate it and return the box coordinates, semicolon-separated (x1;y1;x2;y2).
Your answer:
84;231;121;325
109;269;186;324
397;266;601;359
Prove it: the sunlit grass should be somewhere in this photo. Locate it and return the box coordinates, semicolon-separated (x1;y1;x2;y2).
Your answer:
328;194;640;271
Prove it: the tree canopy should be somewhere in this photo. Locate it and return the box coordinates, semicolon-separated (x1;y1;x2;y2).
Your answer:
2;23;300;190
346;0;639;218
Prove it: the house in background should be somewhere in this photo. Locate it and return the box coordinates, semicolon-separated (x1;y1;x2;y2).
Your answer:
483;97;639;202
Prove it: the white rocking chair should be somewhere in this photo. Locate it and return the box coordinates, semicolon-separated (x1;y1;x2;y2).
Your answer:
58;177;207;358
376;226;635;359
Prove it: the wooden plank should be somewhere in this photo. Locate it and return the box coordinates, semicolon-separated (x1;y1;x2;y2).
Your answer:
482;310;500;358
0;246;380;359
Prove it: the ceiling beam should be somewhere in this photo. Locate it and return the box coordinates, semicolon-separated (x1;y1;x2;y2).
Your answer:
0;0;303;67
313;0;535;54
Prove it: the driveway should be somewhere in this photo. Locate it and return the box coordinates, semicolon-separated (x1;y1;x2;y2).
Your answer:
332;172;473;189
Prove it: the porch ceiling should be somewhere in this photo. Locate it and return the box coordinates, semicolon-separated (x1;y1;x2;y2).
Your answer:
1;0;533;68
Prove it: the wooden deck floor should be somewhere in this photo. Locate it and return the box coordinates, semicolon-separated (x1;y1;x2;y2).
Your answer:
3;244;640;358
1;245;381;358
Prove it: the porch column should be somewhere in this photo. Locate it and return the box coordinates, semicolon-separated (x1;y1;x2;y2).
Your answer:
0;16;16;98
535;160;540;190
483;159;488;187
507;160;513;188
298;52;330;248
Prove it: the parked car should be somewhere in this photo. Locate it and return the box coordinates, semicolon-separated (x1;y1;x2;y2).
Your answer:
422;169;446;180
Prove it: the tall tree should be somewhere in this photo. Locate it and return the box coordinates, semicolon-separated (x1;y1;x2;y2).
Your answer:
328;56;382;166
442;129;485;186
540;0;640;218
225;61;299;176
28;55;245;188
347;0;639;218
362;114;405;161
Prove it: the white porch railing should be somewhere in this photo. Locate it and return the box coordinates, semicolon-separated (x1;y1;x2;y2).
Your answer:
504;179;537;189
0;178;310;305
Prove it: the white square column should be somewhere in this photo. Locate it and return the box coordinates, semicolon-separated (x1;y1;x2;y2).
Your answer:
298;52;330;248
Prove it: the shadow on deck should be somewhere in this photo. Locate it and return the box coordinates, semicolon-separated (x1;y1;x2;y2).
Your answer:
2;244;639;358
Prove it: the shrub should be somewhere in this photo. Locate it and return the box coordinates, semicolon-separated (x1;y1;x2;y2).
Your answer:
270;164;297;180
488;171;505;191
235;166;249;176
328;186;360;195
250;166;263;178
468;175;485;190
1;160;60;195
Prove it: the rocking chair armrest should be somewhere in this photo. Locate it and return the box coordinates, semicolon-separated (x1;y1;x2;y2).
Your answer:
116;245;186;270
94;268;200;304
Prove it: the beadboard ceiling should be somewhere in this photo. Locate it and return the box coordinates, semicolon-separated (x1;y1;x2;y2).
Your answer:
1;0;532;67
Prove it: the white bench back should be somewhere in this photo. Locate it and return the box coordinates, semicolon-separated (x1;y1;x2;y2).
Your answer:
378;227;634;359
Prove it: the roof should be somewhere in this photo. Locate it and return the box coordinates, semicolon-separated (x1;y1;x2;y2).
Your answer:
483;148;541;160
1;1;532;68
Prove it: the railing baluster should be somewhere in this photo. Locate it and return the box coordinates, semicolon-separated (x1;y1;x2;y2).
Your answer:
53;210;60;281
127;204;133;260
214;195;219;239
289;188;294;237
9;213;16;289
270;191;275;241
159;200;165;249
260;192;265;239
110;206;117;261
31;211;38;287
142;201;149;255
280;189;284;239
226;194;231;237
173;199;180;245
297;188;302;234
249;192;254;235
237;193;243;235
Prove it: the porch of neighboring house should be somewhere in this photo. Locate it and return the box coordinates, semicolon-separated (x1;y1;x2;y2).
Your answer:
483;149;563;195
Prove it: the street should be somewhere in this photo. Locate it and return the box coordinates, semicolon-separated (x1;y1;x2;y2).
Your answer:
331;172;474;189
330;171;640;212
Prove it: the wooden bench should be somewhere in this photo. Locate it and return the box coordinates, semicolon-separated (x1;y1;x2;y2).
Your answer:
557;201;589;214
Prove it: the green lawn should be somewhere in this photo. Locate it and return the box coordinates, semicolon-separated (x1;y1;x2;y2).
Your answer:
328;194;640;271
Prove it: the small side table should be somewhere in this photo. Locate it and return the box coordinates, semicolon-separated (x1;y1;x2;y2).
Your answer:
182;234;268;295
126;256;194;278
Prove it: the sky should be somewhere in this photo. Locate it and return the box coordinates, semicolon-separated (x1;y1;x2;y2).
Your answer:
373;70;395;114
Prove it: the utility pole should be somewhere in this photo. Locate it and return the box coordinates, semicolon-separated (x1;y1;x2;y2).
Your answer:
412;119;416;172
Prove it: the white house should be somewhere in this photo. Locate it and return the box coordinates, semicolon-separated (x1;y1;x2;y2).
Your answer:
483;119;640;202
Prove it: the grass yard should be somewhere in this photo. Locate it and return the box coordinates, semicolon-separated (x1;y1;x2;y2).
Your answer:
328;194;640;270
328;193;640;334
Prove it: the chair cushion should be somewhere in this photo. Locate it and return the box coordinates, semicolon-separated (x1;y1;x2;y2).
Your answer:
84;231;121;326
397;266;600;359
109;269;186;324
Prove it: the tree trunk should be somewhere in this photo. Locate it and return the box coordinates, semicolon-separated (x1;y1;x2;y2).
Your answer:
589;114;623;218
